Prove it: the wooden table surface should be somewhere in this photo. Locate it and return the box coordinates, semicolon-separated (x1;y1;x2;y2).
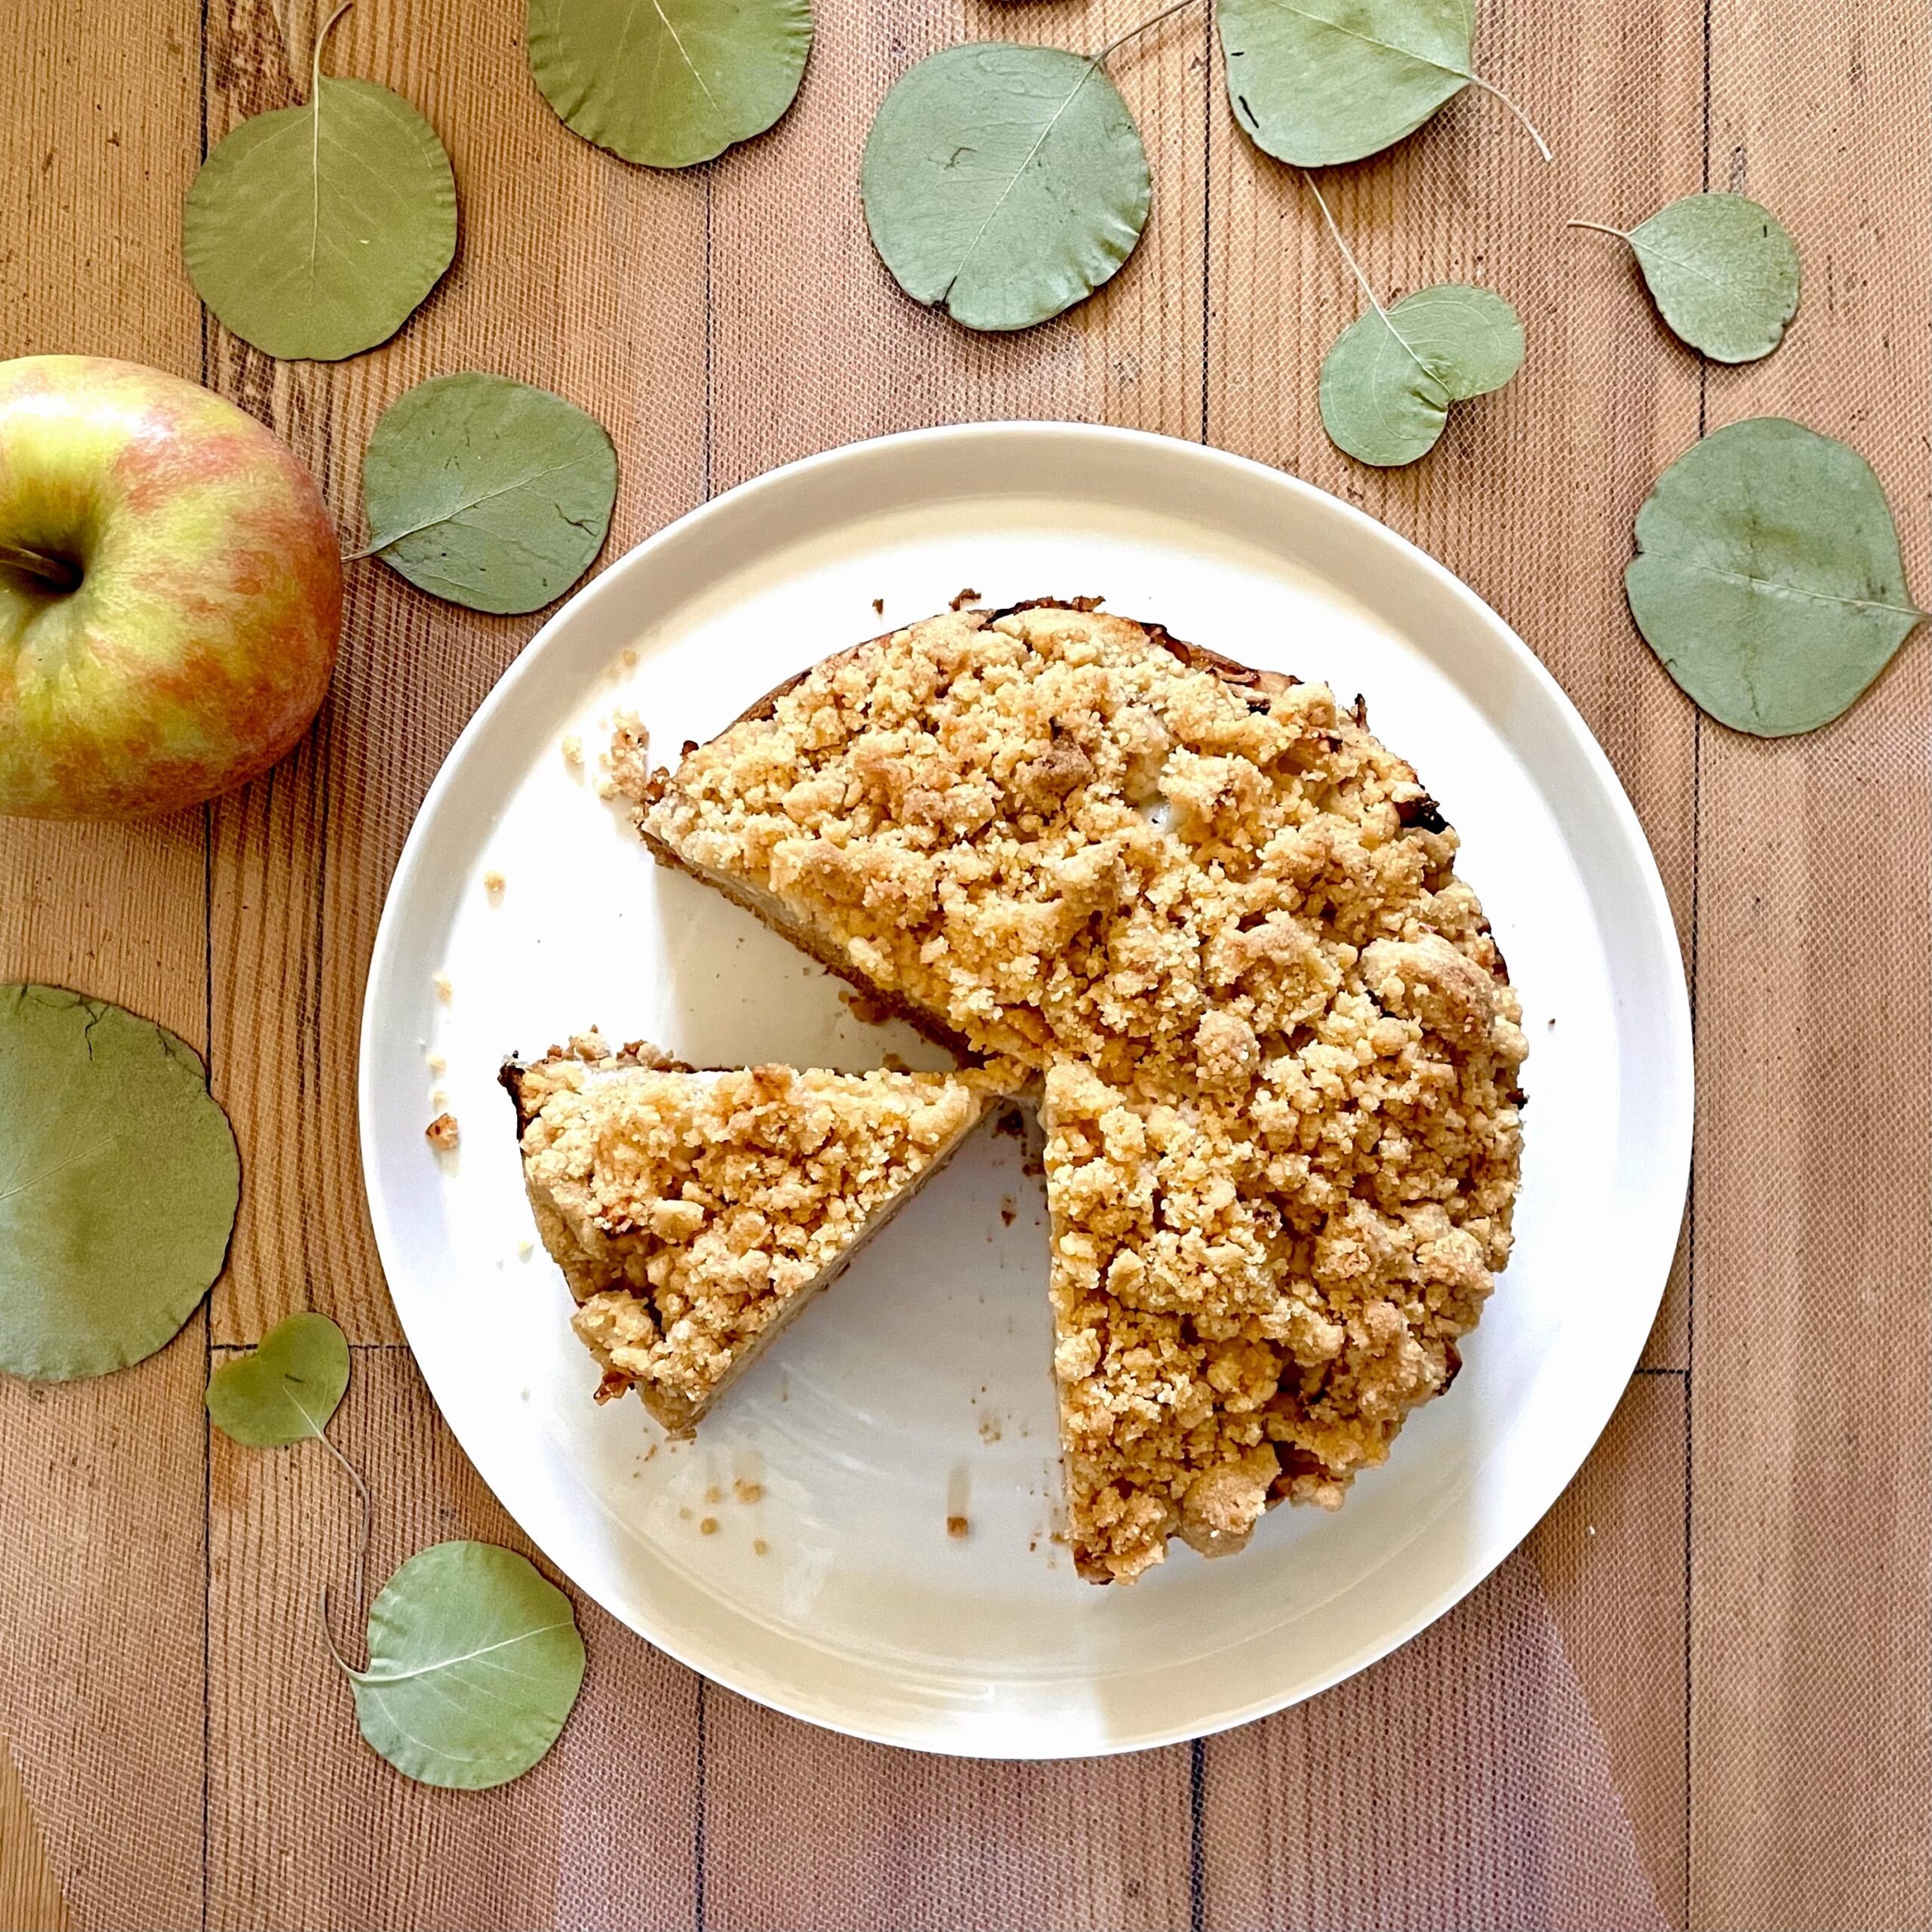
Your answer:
3;2;1927;1927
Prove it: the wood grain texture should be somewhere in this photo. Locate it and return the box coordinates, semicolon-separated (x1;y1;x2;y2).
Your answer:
0;1730;69;1932
1689;5;1932;1928
0;5;211;1927
208;1347;703;1931
1;0;1928;1924
204;0;708;1346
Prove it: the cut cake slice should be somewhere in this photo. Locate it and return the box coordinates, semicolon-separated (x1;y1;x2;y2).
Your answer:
503;1036;1004;1432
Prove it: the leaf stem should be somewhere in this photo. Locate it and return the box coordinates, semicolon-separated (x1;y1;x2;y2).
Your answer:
0;540;82;592
1299;172;1388;321
312;0;353;97
1467;72;1552;162
1566;220;1632;241
289;1381;373;1666
1093;0;1202;67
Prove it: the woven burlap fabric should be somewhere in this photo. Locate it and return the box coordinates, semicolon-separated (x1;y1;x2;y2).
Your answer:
2;0;1926;1924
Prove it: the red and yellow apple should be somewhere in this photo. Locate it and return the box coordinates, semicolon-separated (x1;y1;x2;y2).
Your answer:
0;355;341;819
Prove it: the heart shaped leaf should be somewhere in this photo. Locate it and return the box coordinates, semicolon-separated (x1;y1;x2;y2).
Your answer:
352;374;619;615
1217;0;1549;167
529;0;813;168
1572;192;1799;364
182;4;457;361
861;42;1152;333
0;985;239;1381
207;1312;350;1447
337;1542;586;1789
1626;418;1926;737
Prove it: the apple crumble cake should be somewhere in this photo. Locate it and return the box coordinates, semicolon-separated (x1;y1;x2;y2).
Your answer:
503;1035;1004;1432
612;601;1526;1578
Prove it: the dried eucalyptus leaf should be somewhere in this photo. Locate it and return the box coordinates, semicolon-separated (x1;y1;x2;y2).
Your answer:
1626;418;1926;737
1319;282;1524;466
206;1312;350;1447
860;43;1151;333
0;985;238;1381
341;1543;586;1789
357;374;618;615
183;19;457;362
528;0;813;168
1217;0;1546;167
1577;193;1799;364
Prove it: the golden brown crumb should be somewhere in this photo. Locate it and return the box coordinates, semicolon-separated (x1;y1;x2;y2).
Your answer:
752;1537;769;1555
483;869;506;899
699;1516;718;1535
840;988;891;1027
871;597;884;617
949;586;980;611
733;1478;763;1503
705;1485;722;1505
432;972;453;1003
426;1053;447;1075
632;605;1524;1580
426;1112;460;1151
513;1049;1014;1431
561;733;584;768
622;647;639;668
946;1515;970;1540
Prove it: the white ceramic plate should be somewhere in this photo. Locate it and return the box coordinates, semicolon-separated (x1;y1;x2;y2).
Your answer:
359;424;1690;1758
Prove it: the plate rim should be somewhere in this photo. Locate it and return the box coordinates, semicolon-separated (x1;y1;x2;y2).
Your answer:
358;420;1694;1758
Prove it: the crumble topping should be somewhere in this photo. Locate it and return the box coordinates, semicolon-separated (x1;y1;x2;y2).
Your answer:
624;605;1525;1576
510;1038;1004;1429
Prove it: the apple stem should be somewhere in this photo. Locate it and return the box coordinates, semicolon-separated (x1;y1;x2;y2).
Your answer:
0;540;81;593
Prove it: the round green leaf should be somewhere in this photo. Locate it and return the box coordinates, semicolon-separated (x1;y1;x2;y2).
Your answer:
1626;418;1926;737
1594;192;1801;364
0;985;239;1381
1219;0;1472;165
357;374;619;615
528;0;813;168
206;1312;350;1447
1318;282;1524;466
342;1542;586;1790
860;43;1151;334
183;51;457;362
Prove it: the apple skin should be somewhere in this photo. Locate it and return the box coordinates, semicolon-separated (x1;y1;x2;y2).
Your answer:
0;355;342;819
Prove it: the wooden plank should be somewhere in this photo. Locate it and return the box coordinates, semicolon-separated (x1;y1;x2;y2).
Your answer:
0;5;210;1929
0;1731;69;1932
706;0;1208;492
702;1696;1193;1930
204;0;709;1346
1530;1374;1689;1927
208;1346;701;1930
1690;5;1932;1927
1204;0;1707;1370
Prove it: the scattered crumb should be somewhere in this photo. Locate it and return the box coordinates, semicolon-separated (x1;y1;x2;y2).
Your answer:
699;1516;718;1536
426;1052;447;1075
839;987;891;1027
431;1088;448;1109
999;1198;1016;1227
425;1112;460;1150
1547;1016;1557;1029
705;1485;722;1506
733;1479;764;1504
977;1412;1003;1444
881;1051;911;1073
432;971;453;1002
752;1538;769;1556
949;586;980;611
483;869;506;900
946;1515;971;1540
517;1238;534;1259
642;1443;658;1463
561;733;583;769
622;646;638;667
871;596;884;617
678;1506;693;1521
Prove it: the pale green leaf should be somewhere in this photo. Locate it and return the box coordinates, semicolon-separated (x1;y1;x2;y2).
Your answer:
1577;192;1800;364
356;374;619;615
182;20;457;363
1626;417;1927;737
206;1312;350;1447
529;0;814;169
0;985;238;1381
340;1542;586;1790
1319;282;1524;466
860;43;1151;333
